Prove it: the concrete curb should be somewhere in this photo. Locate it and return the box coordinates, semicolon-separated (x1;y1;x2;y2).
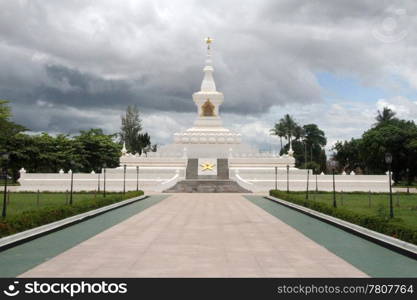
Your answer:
0;195;148;251
265;195;417;260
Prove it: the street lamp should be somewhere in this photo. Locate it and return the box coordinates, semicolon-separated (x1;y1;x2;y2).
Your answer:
2;153;10;218
330;160;337;208
97;169;101;193
304;138;308;169
385;153;394;218
315;168;318;192
274;166;278;190
136;166;139;191
286;165;290;193
305;169;310;200
406;167;410;194
123;164;127;195
69;160;75;205
103;163;107;198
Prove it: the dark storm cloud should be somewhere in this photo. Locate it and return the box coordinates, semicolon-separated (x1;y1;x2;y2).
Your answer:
2;63;197;113
0;0;416;137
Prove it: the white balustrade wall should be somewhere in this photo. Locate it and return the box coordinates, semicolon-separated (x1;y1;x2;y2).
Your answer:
231;168;390;192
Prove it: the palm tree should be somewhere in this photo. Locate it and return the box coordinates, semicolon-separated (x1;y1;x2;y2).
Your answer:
303;124;327;167
270;122;286;150
281;114;298;144
376;107;396;125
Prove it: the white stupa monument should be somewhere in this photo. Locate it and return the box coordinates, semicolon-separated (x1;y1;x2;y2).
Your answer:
119;37;296;192
17;38;390;193
121;38;296;163
153;37;257;158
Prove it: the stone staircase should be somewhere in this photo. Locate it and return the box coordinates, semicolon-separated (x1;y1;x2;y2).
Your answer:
164;158;251;193
163;180;251;193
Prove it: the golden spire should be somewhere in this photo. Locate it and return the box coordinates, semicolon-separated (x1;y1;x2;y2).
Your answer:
205;37;213;50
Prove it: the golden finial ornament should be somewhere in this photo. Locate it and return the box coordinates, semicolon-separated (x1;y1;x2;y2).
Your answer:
205;37;213;50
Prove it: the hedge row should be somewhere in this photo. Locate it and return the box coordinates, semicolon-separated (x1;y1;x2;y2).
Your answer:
269;190;417;245
0;191;144;238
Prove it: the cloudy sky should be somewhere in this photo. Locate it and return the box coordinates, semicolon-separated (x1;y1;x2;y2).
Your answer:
1;0;417;152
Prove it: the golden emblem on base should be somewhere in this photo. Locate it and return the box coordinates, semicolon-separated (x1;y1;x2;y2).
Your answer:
200;163;215;171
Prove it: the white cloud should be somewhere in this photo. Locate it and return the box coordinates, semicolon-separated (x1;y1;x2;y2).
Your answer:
376;96;417;120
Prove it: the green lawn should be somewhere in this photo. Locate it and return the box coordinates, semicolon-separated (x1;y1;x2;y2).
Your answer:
0;191;144;238
274;191;417;231
2;192;124;217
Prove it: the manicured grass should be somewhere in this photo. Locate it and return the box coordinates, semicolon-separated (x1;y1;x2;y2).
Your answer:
270;190;417;245
3;192;126;217
0;191;144;238
305;191;417;230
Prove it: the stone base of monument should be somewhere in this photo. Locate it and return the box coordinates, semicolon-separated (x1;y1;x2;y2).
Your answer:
163;180;251;193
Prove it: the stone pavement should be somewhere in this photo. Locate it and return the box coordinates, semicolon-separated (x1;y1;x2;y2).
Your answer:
20;194;366;277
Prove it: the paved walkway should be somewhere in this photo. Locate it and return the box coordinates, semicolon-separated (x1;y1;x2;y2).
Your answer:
21;194;365;277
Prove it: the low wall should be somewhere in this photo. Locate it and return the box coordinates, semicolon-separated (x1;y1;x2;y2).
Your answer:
232;168;390;192
16;167;390;193
17;167;185;192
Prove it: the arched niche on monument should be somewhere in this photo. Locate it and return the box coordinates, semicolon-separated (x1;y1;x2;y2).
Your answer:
201;99;215;117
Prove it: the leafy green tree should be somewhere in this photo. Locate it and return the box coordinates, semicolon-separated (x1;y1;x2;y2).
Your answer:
0;100;26;146
0;100;27;180
332;138;364;173
303;124;327;171
0;100;11;120
273;115;327;172
333;109;417;182
73;129;121;172
360;119;417;181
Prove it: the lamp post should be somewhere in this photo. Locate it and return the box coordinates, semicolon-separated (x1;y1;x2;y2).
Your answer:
103;163;107;198
2;153;10;218
123;164;127;195
97;170;101;193
136;166;139;191
305;169;310;200
406;167;410;194
304;139;308;169
315;169;318;192
69;160;74;205
330;160;337;208
274;166;278;190
385;153;394;218
286;165;290;193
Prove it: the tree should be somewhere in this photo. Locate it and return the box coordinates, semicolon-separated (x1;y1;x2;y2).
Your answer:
270;122;286;150
120;105;143;153
280;114;299;143
272;115;327;172
332;139;364;173
303;124;327;171
333;108;417;182
0;100;27;180
360;119;417;181
119;105;156;155
375;107;397;125
138;133;151;155
0;100;11;121
73;129;121;172
0;100;26;144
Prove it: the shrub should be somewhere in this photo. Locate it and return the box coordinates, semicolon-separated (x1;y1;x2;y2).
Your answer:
269;190;417;245
0;191;144;238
